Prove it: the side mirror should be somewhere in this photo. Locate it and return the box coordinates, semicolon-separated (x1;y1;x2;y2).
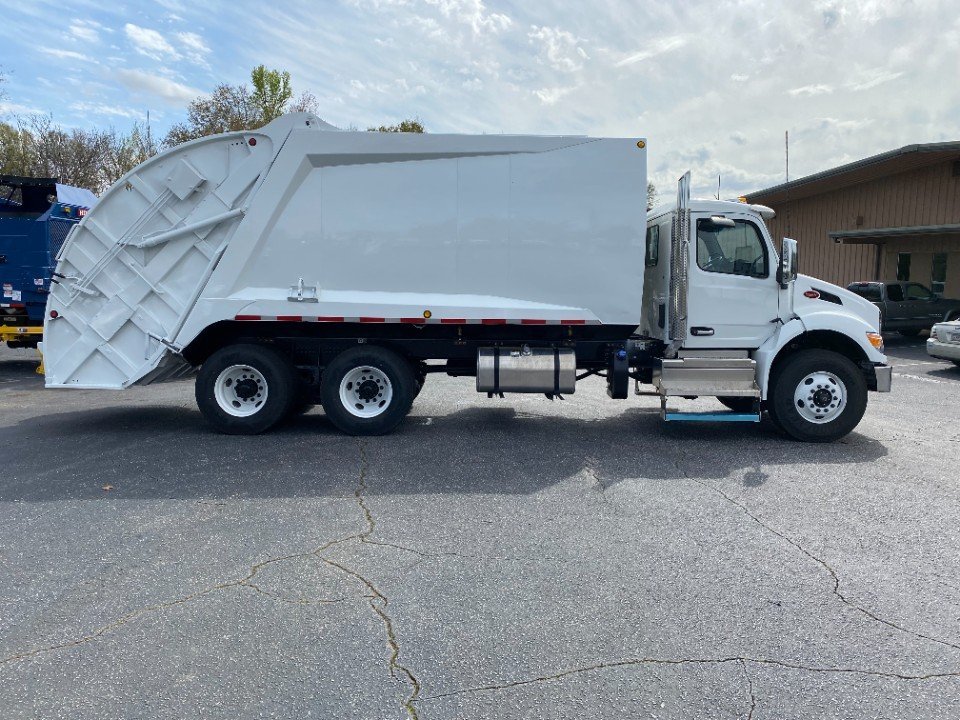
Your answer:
778;237;798;288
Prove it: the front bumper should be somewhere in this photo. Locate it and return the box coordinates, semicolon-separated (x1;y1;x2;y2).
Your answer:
874;364;892;392
927;338;960;362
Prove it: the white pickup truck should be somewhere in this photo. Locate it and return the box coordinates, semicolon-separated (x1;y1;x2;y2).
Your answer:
43;113;891;442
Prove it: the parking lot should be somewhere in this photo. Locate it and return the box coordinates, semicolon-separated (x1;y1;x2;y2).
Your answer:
0;336;958;719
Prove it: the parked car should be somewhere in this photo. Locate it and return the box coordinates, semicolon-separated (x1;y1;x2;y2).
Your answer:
928;320;960;366
846;281;960;336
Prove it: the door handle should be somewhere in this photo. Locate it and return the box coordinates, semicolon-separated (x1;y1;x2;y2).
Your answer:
691;326;715;336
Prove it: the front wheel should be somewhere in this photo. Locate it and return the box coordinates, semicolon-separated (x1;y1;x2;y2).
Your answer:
320;346;417;435
769;349;867;443
195;344;297;435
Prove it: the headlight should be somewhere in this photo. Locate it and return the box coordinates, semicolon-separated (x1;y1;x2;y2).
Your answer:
866;332;884;352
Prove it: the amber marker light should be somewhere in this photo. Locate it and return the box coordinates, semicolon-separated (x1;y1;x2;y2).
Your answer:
866;332;884;352
423;310;432;319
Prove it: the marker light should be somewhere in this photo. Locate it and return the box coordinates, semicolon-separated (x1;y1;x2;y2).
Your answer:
866;332;884;352
423;309;432;318
49;310;59;319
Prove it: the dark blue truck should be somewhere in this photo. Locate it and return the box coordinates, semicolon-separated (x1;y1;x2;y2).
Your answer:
1;175;97;347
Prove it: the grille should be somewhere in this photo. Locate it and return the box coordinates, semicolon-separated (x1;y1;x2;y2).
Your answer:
48;218;75;259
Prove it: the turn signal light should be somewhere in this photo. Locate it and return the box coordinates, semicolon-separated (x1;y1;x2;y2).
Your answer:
866;332;884;352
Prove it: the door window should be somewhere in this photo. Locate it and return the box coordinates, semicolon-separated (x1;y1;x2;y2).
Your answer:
695;219;768;278
905;283;934;300
896;253;911;281
931;253;947;294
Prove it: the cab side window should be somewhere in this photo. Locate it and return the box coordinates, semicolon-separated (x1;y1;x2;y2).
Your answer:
905;283;934;300
886;284;904;301
696;219;768;278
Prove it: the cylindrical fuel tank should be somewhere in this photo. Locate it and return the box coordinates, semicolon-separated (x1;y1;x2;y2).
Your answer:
476;346;576;394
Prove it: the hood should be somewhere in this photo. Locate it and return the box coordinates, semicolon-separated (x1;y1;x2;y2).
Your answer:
794;274;881;332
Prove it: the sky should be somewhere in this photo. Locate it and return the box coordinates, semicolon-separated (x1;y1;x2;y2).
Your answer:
1;0;958;198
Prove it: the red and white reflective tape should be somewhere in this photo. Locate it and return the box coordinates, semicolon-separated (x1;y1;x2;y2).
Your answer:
234;314;598;326
1;303;26;309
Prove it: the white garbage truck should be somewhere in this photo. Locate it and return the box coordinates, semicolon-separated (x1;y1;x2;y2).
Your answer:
42;113;891;441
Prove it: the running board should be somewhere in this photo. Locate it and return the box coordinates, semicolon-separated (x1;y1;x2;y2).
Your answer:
663;410;760;423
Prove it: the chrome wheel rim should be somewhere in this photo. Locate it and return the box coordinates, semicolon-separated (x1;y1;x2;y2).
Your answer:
339;366;393;418
794;371;846;424
215;365;268;417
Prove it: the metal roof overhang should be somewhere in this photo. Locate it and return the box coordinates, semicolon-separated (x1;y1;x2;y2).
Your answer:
746;142;960;204
831;223;960;244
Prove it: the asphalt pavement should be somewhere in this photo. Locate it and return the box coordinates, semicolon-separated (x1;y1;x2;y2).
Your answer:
0;335;958;719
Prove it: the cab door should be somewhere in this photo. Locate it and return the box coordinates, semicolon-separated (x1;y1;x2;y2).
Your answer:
683;213;780;349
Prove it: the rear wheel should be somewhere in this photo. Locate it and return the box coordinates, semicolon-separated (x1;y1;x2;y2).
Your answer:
196;344;297;434
320;346;416;435
769;349;867;442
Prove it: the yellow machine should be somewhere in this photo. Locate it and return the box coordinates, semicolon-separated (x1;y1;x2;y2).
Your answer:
0;326;44;374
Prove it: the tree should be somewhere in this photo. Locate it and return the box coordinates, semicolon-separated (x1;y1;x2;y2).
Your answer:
165;65;298;146
251;65;292;124
164;83;258;146
367;119;425;133
647;181;657;210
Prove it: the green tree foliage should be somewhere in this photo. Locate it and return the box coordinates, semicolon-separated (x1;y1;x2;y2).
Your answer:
165;65;296;146
0;115;158;193
251;65;292;124
367;119;425;133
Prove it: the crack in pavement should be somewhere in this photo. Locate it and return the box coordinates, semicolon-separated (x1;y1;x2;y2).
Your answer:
1;438;422;720
318;439;422;720
0;536;353;667
740;659;756;720
418;655;960;702
670;450;960;654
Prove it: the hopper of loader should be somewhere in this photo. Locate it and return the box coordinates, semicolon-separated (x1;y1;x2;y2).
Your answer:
43;114;327;388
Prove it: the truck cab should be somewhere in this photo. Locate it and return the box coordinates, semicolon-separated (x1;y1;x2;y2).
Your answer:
642;176;890;441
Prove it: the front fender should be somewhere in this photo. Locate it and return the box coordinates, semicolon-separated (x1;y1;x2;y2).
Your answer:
754;311;887;399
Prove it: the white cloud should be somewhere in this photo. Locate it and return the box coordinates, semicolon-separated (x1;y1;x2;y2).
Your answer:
70;20;102;44
528;26;589;73
849;68;904;91
533;85;575;105
124;24;179;61
39;47;98;63
423;0;511;35
115;69;200;104
788;84;833;96
615;36;687;67
176;31;211;65
70;102;141;119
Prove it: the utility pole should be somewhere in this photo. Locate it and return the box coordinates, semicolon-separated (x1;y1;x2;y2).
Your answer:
785;130;789;182
146;110;152;154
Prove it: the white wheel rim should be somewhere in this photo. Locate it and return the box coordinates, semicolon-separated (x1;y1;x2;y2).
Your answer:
793;371;847;424
214;364;268;417
339;366;393;418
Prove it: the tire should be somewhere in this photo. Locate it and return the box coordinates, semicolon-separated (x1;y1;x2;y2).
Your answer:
717;396;757;413
899;328;922;337
768;349;868;443
320;346;416;435
413;363;427;400
196;344;297;435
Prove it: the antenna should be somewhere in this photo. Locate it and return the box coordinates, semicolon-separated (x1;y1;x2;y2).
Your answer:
785;130;789;182
716;174;720;200
146;110;153;155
